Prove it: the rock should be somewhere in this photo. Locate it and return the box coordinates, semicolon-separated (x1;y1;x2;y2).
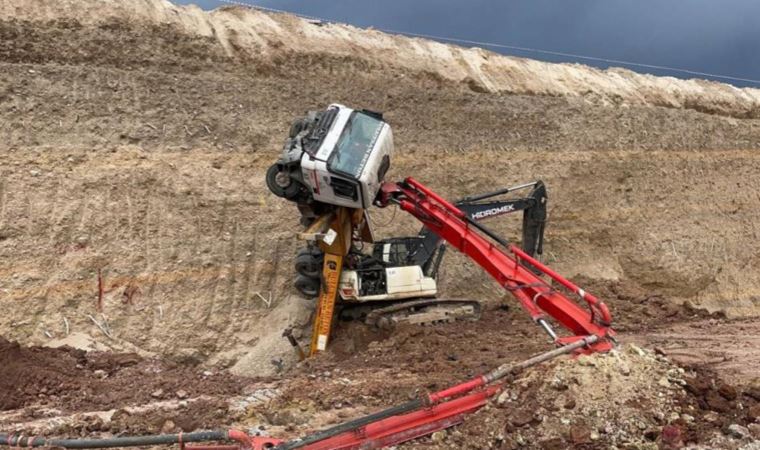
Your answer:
550;377;568;391
569;426;591;444
680;414;695;423
658;377;671;388
703;411;721;423
748;404;760;421
93;369;108;379
29;169;40;177
726;424;750;439
496;390;511;406
659;425;683;449
431;431;446;443
176;390;188;399
151;389;164;398
509;410;534;428
747;423;760;438
705;391;731;412
718;383;738;401
161;420;176;434
683;376;710;395
564;398;576;410
629;343;647;357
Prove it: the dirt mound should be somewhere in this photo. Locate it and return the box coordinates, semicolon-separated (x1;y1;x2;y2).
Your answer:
427;345;760;449
0;337;249;414
0;338;88;411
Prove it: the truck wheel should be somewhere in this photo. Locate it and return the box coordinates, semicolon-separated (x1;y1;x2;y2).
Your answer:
295;274;320;298
295;249;323;278
266;164;301;199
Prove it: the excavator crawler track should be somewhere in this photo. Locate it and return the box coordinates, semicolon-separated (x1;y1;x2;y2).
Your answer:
362;299;482;329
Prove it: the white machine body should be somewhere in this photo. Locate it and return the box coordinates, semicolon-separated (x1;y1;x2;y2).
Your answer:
299;104;394;209
338;265;438;303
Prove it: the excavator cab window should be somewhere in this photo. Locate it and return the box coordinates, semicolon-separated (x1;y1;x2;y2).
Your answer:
371;237;424;267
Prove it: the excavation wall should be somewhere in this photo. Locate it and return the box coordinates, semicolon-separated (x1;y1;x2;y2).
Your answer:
1;0;759;375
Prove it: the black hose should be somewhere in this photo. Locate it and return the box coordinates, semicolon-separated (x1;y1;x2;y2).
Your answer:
0;430;228;448
274;399;424;450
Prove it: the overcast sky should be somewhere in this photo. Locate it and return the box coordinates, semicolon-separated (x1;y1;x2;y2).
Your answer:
174;0;760;88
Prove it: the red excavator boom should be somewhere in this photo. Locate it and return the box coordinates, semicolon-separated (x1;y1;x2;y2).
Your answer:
376;177;615;352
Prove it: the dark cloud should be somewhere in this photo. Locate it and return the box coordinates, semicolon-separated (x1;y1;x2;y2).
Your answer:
174;0;760;87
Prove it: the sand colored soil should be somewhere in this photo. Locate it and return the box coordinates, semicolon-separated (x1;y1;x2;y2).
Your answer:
1;1;760;448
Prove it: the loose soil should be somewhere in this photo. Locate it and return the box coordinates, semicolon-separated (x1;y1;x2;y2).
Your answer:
1;1;760;448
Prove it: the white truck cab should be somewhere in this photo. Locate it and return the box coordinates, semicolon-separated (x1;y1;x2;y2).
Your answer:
267;104;393;214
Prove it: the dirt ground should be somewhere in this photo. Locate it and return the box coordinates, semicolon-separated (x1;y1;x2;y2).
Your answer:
2;1;760;449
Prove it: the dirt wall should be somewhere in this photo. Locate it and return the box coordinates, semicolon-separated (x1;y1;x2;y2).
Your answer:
1;1;760;374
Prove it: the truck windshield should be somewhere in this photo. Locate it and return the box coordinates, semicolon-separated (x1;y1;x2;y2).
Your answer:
328;112;384;179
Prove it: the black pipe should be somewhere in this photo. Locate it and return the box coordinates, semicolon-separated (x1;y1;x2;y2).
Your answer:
457;181;537;203
0;430;228;449
274;399;424;450
462;215;511;248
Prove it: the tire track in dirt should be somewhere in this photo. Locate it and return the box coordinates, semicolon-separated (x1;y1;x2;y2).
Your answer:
628;319;760;384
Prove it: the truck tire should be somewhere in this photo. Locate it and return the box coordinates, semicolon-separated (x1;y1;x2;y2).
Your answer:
266;164;301;199
295;274;320;298
295;248;324;278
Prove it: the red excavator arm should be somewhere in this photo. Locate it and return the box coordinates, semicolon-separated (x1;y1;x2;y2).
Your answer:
376;177;615;352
